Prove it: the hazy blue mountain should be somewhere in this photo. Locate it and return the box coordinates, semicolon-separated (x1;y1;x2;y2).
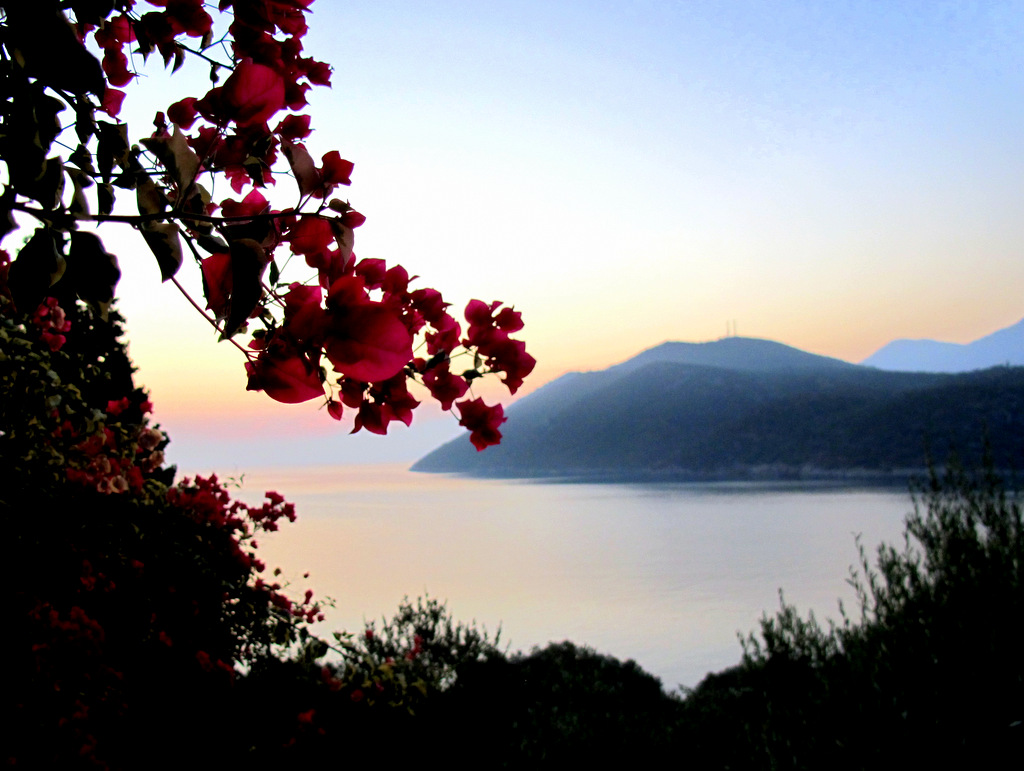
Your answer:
412;336;1024;479
861;317;1024;372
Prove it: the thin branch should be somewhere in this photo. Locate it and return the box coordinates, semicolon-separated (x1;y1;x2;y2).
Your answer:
175;41;233;71
169;275;253;359
9;201;318;227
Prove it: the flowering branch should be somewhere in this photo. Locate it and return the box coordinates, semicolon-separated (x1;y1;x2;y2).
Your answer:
0;0;534;449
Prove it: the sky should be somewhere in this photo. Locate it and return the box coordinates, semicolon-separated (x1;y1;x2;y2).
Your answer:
94;0;1024;470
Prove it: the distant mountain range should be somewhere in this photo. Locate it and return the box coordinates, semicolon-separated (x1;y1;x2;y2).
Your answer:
413;335;1024;480
861;317;1024;372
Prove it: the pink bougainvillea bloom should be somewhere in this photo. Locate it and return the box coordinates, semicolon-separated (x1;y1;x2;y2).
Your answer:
341;210;366;228
319;151;353;187
167;97;198;128
106;397;131;416
275;113;312;141
200;252;232;319
456;398;506;451
102;47;133;87
354;258;386;289
221;58;286;127
302;58;332;86
287;216;333;256
323;302;413;383
281;282;325;343
245;336;323;404
494;306;524;333
322;277;413;383
219;188;270;219
487;337;537;395
423;362;469;411
162;0;213;37
99;87;126;117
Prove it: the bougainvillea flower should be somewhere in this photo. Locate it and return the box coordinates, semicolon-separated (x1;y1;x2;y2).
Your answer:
410;288;447;322
160;0;214;37
327;400;344;420
281;282;325;343
319;151;353;188
374;374;419;427
382;265;410;296
340;209;366;229
323;302;413;383
99;87;126;117
200;252;232;319
425;315;461;355
456;398;506;451
337;376;366;409
354;258;386;289
494;306;524;333
322;276;413;382
350;375;419;435
167;97;198;128
102;47;133;87
287;215;333;256
275;113;312;141
94;14;136;48
300;57;332;86
423;362;469;410
221;58;286;127
486;336;537;394
465;298;501;327
219;188;270;219
245;334;323;403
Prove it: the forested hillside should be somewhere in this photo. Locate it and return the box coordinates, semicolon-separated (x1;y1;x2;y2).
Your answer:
414;338;1024;477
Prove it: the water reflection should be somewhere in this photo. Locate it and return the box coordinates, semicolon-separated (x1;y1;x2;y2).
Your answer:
229;464;912;689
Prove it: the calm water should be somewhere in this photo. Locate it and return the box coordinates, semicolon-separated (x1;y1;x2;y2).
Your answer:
232;464;914;690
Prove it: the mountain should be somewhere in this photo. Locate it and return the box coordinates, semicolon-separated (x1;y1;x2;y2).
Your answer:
412;337;1024;479
861;317;1024;372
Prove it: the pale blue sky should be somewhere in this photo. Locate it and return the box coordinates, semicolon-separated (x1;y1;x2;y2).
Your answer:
104;1;1024;468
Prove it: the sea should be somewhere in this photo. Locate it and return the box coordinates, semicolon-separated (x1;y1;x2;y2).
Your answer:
230;464;915;691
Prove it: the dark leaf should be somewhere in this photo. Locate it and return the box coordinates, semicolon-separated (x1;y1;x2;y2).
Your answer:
222;238;268;339
0;196;18;242
196;232;230;254
140;222;183;281
34;94;66;153
282;139;319;198
24;157;66;210
67;1;120;26
74;98;97;145
67;168;92;218
140;126;200;196
3;148;48;202
133;19;154;60
220;219;276;249
111;172;137;190
69;231;121;319
3;4;105;95
97;183;115;216
329;218;355;266
136;172;166;216
96;121;130;183
6;227;65;312
68;144;97;176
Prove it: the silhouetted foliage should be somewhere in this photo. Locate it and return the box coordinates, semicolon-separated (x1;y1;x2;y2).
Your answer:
675;458;1024;768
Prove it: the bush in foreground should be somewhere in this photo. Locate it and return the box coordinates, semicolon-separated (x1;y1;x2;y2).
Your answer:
676;460;1024;768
